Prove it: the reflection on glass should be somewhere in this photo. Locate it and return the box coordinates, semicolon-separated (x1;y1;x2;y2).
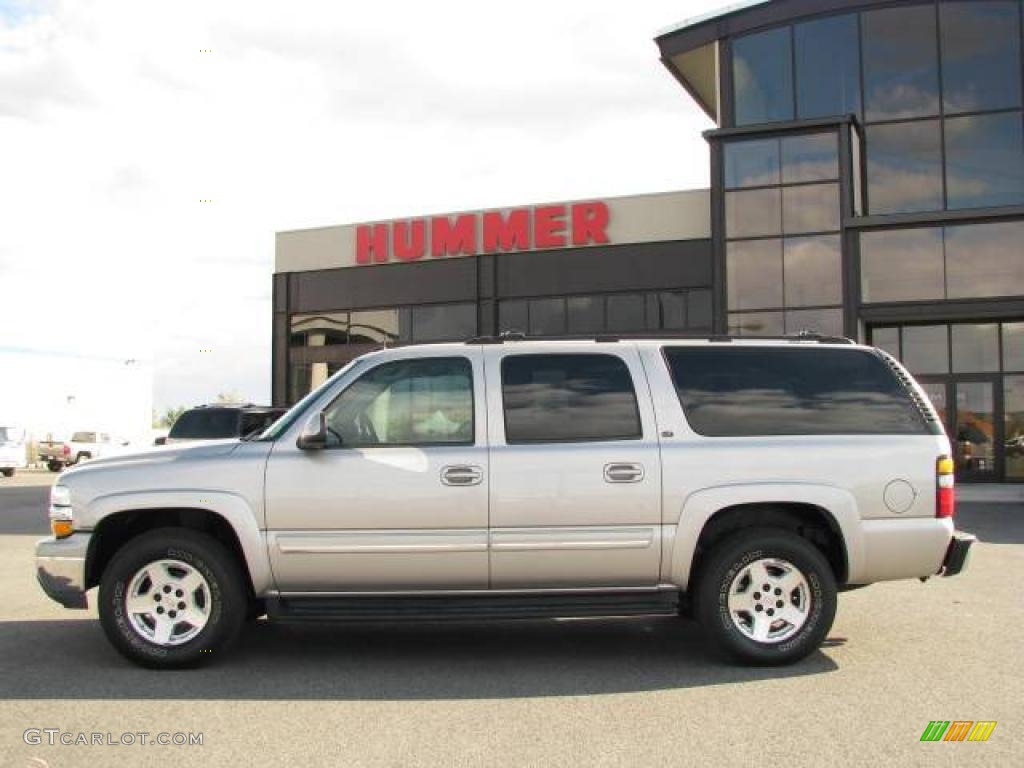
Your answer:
781;133;839;184
727;311;784;336
1004;323;1024;370
652;292;687;331
920;381;949;432
902;325;949;374
733;27;794;126
727;239;783;311
782;183;840;234
867;121;943;214
863;5;940;121
871;327;901;360
726;188;781;238
567;296;603;333
784;307;844;337
288;363;312;404
1005;376;1024;479
291;310;403;346
951;323;1000;373
606;294;646;332
945;112;1024;210
499;300;528;333
528;298;566;336
940;1;1022;114
725;138;780;188
795;14;861;119
411;303;476;342
687;290;713;329
783;235;842;307
860;227;945;302
954;382;995;475
945;221;1024;298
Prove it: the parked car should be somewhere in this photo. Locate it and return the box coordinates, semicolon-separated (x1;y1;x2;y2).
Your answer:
36;336;974;669
0;425;27;477
158;404;286;445
38;431;128;472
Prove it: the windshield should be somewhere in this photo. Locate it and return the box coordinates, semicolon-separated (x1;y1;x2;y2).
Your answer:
257;358;365;441
168;409;240;439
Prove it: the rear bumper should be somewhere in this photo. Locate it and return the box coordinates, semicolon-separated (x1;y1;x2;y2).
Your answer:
940;531;976;577
35;533;91;609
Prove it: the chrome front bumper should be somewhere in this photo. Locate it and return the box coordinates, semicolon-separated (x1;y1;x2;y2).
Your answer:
36;533;91;609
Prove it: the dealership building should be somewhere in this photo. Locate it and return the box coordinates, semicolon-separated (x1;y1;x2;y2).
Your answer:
274;0;1024;482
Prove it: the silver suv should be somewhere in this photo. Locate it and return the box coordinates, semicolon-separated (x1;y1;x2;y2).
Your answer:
36;336;974;668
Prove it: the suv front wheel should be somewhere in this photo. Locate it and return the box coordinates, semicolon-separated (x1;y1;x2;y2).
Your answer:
695;527;837;665
98;528;246;668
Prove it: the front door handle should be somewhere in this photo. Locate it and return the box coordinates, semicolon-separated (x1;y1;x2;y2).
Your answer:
441;465;484;487
604;462;645;483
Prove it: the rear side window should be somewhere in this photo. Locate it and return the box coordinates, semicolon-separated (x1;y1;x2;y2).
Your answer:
169;409;241;439
664;347;928;436
501;354;642;443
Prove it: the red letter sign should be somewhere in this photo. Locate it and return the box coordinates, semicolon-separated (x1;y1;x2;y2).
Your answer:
571;202;610;246
533;205;567;249
356;223;389;264
431;215;477;258
482;210;531;253
392;220;426;261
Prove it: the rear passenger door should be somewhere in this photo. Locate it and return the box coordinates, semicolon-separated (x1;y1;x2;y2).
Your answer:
484;345;663;588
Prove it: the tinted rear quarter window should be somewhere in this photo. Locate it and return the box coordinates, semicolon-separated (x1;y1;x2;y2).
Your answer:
169;409;241;439
501;353;642;443
664;346;927;436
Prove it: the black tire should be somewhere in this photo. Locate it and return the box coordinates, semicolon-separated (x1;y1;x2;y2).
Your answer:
695;527;837;666
0;468;13;478
47;461;63;472
98;528;246;669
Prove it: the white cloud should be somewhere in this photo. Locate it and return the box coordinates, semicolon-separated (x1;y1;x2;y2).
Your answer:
0;0;716;410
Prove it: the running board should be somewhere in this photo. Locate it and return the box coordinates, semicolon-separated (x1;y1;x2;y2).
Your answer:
266;589;681;623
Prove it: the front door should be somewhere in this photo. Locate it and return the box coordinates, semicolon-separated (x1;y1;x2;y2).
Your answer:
265;350;489;591
484;346;663;588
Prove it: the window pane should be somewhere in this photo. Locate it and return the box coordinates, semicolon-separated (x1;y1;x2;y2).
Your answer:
867;121;943;214
727;239;783;311
794;14;861;119
945;112;1024;210
1005;323;1024;370
863;5;940;121
860;227;945;302
902;325;949;374
412;303;476;342
289;363;312;403
724;138;780;188
733;27;795;126
606;294;646;332
941;1;1022;114
781;133;839;184
951;323;1000;373
325;357;473;447
726;188;781;238
783;235;842;307
651;292;687;330
499;300;527;333
665;347;927;436
528;298;566;336
727;311;784;336
784;307;844;337
782;183;840;234
567;296;603;334
501;354;642;443
1005;375;1024;479
349;309;403;344
945;221;1024;298
687;290;713;329
872;327;901;359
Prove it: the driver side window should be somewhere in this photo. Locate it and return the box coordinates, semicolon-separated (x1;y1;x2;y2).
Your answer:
323;357;474;448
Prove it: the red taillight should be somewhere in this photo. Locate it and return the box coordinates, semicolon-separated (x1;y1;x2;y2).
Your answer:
937;456;955;518
62;444;70;456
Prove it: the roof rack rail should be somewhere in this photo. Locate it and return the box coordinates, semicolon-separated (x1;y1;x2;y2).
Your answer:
465;330;856;345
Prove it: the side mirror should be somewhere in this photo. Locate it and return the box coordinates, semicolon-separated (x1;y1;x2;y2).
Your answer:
154;437;166;446
297;411;329;450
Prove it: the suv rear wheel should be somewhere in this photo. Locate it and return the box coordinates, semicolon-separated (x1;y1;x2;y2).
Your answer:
98;528;246;668
695;527;837;665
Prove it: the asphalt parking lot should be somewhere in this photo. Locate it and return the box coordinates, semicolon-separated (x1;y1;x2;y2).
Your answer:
0;476;1020;767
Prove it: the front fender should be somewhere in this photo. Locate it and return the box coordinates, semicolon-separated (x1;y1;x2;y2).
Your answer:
667;483;865;590
85;490;273;594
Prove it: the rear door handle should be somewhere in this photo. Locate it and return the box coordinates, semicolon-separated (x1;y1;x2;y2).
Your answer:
604;462;645;483
441;465;484;487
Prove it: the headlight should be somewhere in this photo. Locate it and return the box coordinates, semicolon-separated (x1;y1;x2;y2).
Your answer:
49;484;73;538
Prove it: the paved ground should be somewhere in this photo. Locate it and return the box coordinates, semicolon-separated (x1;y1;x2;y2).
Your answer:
0;484;1020;767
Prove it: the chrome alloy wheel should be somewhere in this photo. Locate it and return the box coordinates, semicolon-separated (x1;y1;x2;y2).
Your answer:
125;559;211;646
726;557;811;644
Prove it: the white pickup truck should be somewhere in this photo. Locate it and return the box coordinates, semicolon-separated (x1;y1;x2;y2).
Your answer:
38;431;127;472
0;425;27;477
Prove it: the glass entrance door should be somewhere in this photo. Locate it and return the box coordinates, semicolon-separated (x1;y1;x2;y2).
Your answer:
952;379;1000;482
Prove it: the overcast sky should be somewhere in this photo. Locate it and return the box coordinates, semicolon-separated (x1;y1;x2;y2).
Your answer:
0;0;717;411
